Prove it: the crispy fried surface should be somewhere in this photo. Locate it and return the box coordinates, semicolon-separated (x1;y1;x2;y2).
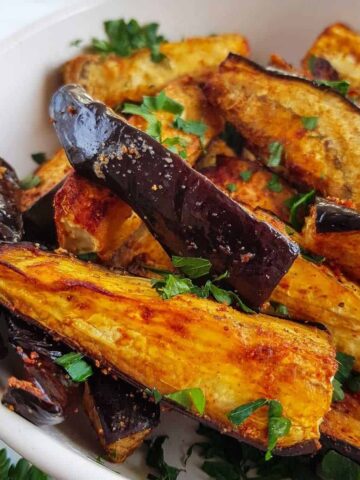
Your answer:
20;150;72;211
321;392;360;461
63;34;249;107
302;23;360;95
205;54;360;207
0;243;336;453
128;76;223;166
204;156;295;223
302;203;360;282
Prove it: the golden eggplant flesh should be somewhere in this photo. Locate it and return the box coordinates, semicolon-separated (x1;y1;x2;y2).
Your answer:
0;243;336;455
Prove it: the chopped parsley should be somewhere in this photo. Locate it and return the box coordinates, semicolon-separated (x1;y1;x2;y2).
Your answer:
315;79;350;96
239;170;253;182
332;351;355;402
226;183;237;193
31;152;47;165
146;436;183;480
301;116;318;130
20;174;41;190
152;255;254;314
0;448;49;479
227;398;291;460
285;189;316;231
144;387;163;404
270;301;289;317
162;137;188;159
55;352;93;382
91;19;167;62
173;117;207;146
267;141;284;167
145;386;205;415
70;38;82;47
142;91;184;115
300;247;325;265
220;122;244;155
267;174;283;193
321;450;360;480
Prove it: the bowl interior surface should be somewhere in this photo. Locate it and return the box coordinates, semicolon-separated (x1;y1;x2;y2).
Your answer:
0;0;360;478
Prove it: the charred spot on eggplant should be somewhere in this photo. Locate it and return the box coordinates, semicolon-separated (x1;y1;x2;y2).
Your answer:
307;56;340;81
315;198;360;233
84;373;160;463
0;158;23;241
50;84;299;308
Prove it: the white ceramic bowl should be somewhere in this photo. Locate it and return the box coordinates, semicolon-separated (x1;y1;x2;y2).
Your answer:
1;0;360;478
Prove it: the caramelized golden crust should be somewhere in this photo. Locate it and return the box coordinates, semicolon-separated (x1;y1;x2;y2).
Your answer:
204;156;296;223
0;243;336;453
321;392;360;462
205;54;360;207
302;23;360;95
20;150;72;211
301;203;360;282
63;34;249;107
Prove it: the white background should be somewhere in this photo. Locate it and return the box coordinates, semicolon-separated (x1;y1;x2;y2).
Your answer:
0;2;79;473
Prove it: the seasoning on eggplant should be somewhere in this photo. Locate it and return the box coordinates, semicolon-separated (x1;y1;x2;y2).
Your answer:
0;243;337;455
83;373;160;463
50;85;299;308
2;314;79;426
0;158;23;241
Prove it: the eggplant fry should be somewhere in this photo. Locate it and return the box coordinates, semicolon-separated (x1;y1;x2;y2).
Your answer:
63;34;249;107
205;54;360;207
301;198;360;282
0;158;23;241
302;23;360;96
128;76;223;166
321;391;360;463
50;84;300;308
0;243;336;455
203;155;295;223
84;373;160;463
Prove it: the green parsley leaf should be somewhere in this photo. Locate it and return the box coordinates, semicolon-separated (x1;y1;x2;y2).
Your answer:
91;19;167;63
332;378;345;402
77;252;98;262
226;183;237;193
239;170;253;182
301;116;318;130
70;39;82;47
348;374;360;393
162;137;188;159
285;224;296;236
143;91;184;115
172;256;211;279
300;247;325;265
165;388;206;415
152;274;193;299
267;174;283;193
55;352;93;382
173;117;207;145
209;283;233;305
286;189;316;231
20;174;41;190
145;387;163;404
315;79;350;96
227;398;268;425
267;141;283;167
321;450;360;480
336;351;355;384
266;400;291;461
219;122;244;155
0;449;11;479
270;301;289;317
201;460;240;480
230;292;255;314
31;152;47;165
0;449;49;480
146;436;183;480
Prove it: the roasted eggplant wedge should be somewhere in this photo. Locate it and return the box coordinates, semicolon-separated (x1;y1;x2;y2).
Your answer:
302;23;360;94
50;84;299;308
84;373;160;463
0;158;23;241
63;34;249;107
0;243;336;455
205;54;360;207
2;315;79;426
301;198;360;282
320;392;360;463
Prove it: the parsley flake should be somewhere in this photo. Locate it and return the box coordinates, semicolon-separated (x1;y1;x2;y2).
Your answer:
285;189;315;231
145;387;163;404
91;19;167;63
20;174;41;190
172;255;211;279
321;450;360;480
31;152;47;165
146;436;183;480
267;174;283;193
301;116;318;130
55;352;93;382
0;448;49;479
315;79;350;96
239;170;253;182
173;117;207;145
70;39;82;47
267;141;283;167
165;388;206;415
226;183;237;193
332;351;355;402
300;247;325;265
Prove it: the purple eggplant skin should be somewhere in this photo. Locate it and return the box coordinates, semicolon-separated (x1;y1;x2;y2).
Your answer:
22;182;64;246
0;158;23;241
86;373;160;445
50;85;299;308
309;57;339;81
2;313;79;426
315;198;360;233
